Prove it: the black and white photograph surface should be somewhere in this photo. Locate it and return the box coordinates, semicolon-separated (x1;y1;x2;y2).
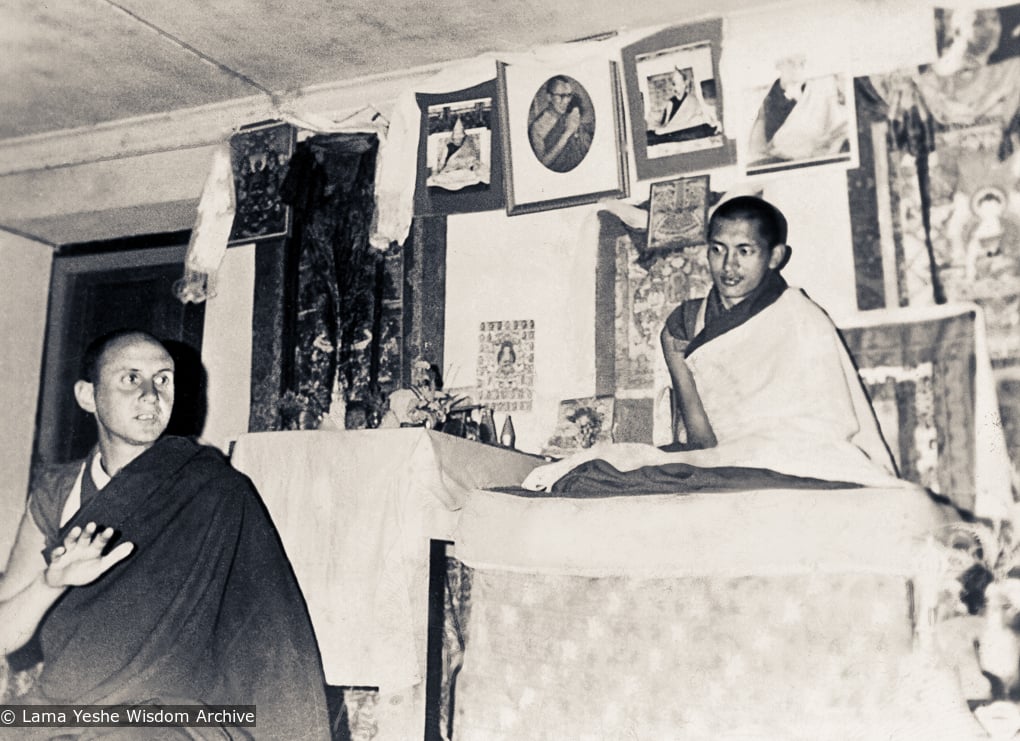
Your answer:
3;2;1020;741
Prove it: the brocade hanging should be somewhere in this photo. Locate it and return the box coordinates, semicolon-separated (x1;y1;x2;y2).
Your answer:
278;133;380;428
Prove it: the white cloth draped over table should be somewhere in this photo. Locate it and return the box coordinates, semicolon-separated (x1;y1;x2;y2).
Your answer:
230;429;542;741
455;485;954;578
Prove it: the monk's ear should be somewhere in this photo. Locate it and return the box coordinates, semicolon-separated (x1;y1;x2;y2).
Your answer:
74;380;97;414
769;243;791;271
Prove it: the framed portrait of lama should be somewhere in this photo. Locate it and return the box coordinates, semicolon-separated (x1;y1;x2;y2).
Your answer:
414;79;506;216
621;20;736;180
497;58;629;215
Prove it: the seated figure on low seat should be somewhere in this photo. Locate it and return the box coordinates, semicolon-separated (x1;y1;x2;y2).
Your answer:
525;196;897;491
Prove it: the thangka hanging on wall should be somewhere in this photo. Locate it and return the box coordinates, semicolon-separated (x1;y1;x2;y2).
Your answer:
614;233;712;391
477;319;534;412
647;175;710;253
878;0;1020;367
229;121;295;243
890;123;1020;367
876;3;1020;489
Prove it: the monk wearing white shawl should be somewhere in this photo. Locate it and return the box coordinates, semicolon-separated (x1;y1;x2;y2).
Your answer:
524;196;898;491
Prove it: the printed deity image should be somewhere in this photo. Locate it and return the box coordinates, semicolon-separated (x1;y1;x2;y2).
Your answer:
426;97;492;191
477;319;535;412
647;175;710;252
893;123;1020;366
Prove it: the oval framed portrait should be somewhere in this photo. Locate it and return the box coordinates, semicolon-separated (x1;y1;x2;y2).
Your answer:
496;59;629;214
526;75;596;173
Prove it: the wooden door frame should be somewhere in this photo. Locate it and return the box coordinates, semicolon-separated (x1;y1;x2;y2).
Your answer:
35;242;204;464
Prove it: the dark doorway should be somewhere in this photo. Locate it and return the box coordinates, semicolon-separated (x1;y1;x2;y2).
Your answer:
35;240;205;465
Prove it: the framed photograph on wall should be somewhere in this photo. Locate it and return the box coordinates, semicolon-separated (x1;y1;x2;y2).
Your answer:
229;120;295;243
414;79;505;216
646;174;710;253
621;20;735;180
497;58;628;215
737;55;858;178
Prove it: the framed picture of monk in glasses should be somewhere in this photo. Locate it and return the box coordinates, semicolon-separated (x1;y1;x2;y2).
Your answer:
497;58;628;215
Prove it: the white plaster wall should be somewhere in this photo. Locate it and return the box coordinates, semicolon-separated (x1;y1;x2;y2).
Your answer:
0;146;215;224
444;205;601;454
200;243;256;454
0;233;53;569
765;169;859;321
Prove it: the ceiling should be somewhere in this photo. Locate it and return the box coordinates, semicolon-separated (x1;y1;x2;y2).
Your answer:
1;0;764;144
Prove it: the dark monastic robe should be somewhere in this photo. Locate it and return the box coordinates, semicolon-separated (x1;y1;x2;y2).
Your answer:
21;436;330;740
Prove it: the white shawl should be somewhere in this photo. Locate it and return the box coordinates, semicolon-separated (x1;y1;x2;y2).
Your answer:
524;289;901;491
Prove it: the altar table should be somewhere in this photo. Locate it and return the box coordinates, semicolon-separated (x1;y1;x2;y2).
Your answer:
230;428;542;741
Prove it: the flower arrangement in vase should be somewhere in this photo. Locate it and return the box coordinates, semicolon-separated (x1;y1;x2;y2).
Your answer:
385;360;468;430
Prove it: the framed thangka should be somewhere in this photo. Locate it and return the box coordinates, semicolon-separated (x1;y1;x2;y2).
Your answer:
229;120;295;243
621;20;735;180
497;58;628;215
414;79;505;216
477;319;534;412
647;175;710;253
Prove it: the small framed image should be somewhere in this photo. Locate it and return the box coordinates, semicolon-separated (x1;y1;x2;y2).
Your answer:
477;318;535;412
738;55;858;178
497;58;628;215
646;174;710;253
543;396;616;457
414;79;505;216
229;120;296;243
621;20;736;180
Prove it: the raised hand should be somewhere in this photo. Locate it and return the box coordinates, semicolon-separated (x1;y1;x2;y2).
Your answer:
44;522;134;588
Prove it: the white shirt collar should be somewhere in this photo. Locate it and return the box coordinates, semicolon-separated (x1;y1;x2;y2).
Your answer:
59;448;111;527
90;449;112;489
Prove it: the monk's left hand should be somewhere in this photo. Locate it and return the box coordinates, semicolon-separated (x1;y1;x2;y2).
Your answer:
45;522;134;588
